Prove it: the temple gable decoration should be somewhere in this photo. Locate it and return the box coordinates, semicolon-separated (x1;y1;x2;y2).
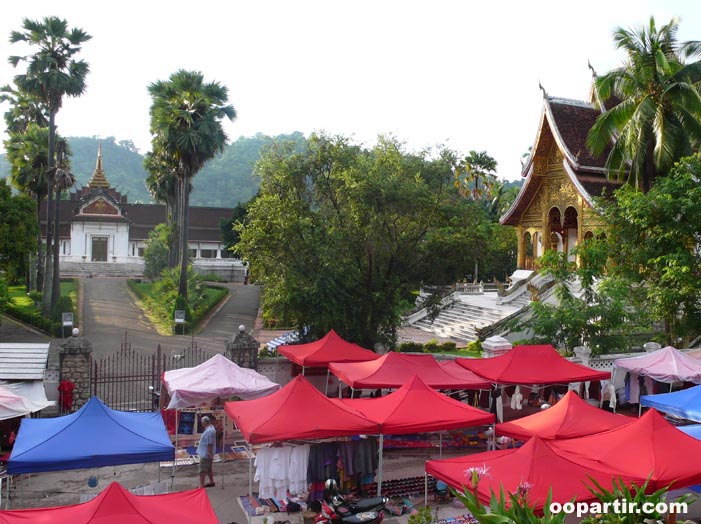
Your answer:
82;197;119;216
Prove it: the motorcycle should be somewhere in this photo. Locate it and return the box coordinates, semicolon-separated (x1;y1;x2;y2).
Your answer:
310;479;386;524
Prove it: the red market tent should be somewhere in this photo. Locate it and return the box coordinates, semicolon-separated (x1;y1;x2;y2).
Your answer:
426;436;637;510
456;345;610;385
553;408;701;490
225;375;380;444
341;376;494;434
330;353;489;390
278;330;379;368
438;361;492;390
496;391;633;440
0;482;217;523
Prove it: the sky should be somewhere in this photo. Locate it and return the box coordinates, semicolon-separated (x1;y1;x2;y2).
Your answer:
1;0;700;181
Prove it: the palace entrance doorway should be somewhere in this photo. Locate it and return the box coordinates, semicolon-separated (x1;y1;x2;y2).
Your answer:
91;236;108;261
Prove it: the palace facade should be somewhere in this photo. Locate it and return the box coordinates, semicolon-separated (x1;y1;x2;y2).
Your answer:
500;82;622;270
40;145;245;280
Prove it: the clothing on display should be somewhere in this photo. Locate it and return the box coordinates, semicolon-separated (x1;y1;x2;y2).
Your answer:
255;444;310;499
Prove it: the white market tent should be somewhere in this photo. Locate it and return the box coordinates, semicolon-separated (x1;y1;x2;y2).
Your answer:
0;384;51;420
614;346;701;384
163;353;279;409
0;343;53;412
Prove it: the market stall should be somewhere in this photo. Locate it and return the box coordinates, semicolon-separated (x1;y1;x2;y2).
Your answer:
278;330;379;371
329;353;490;391
639;384;701;422
0;482;217;523
426;435;637;511
496;390;633;440
0;385;51;421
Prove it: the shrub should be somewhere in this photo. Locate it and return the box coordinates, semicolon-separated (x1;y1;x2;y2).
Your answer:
143;223;172;281
466;340;482;353
397;341;423;353
439;341;457;352
51;295;74;323
423;340;440;353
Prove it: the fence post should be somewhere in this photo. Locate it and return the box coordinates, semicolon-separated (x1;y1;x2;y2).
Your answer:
60;330;94;411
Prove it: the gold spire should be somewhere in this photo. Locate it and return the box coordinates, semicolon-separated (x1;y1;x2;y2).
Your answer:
88;141;110;188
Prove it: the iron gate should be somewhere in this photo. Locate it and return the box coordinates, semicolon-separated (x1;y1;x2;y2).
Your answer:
90;333;214;411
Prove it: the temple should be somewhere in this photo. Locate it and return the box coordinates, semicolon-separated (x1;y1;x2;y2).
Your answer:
40;143;245;281
500;79;622;270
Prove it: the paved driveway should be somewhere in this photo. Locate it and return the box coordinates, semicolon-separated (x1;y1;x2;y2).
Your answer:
79;277;260;359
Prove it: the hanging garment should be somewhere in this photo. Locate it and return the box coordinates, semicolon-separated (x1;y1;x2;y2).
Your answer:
288;444;310;495
255;446;276;498
510;386;523;410
270;445;293;499
629;373;641;404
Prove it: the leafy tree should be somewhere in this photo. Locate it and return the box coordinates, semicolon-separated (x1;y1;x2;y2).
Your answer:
4;123;50;290
9;16;91;312
587;17;701;192
454;150;498;201
0;277;8;321
219;198;255;255
599;154;701;345
0;179;38;284
0;82;48;134
143;223;172;280
147;70;236;298
236;134;488;348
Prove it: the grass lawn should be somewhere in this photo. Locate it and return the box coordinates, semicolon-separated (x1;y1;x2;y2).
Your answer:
8;279;78;315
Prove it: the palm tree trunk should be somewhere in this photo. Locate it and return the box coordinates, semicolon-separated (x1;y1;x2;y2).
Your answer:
51;181;62;310
178;175;190;298
41;110;56;314
35;192;44;291
169;182;180;268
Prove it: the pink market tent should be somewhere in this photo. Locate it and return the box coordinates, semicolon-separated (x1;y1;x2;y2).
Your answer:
0;385;51;420
496;391;633;440
0;482;217;523
164;353;280;409
329;353;490;390
613;346;701;384
554;408;701;491
278;330;379;368
341;376;494;434
225;375;380;443
456;345;610;385
426;436;637;510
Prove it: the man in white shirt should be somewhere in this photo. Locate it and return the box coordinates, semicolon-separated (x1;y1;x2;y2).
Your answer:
197;416;216;488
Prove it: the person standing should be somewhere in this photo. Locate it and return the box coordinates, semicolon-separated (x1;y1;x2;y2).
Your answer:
197;416;216;488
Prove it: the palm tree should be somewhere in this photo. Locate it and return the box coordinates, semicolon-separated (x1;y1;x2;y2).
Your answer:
4;124;50;290
454;150;498;201
148;70;236;298
9;16;91;312
587;17;701;193
0;82;49;134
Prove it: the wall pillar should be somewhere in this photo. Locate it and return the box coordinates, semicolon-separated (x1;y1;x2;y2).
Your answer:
226;325;260;370
59;330;93;411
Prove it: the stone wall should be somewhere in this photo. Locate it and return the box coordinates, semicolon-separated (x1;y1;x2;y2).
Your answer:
59;335;93;411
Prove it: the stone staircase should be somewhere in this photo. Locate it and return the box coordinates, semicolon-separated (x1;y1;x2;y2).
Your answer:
411;301;517;343
60;261;145;278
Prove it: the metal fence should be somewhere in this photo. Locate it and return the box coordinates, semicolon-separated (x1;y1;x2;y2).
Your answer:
90;333;214;411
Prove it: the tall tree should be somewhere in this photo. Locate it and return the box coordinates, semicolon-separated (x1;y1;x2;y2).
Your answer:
8;16;90;312
4;124;50;290
148;70;236;298
0;179;38;284
587;17;701;192
454;150;498;201
0;82;48;134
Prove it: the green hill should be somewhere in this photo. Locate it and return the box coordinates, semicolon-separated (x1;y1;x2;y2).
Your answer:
0;132;306;207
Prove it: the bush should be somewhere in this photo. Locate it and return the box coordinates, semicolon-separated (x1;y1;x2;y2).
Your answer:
143;223;172;281
466;340;482;353
439;341;457;352
423;340;440;353
51;295;74;323
397;341;423;353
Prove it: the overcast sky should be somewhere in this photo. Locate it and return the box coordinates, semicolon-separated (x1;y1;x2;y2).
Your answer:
1;0;700;180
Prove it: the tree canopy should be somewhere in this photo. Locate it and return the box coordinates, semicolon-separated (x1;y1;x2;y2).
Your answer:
236;134;513;347
0;178;38;283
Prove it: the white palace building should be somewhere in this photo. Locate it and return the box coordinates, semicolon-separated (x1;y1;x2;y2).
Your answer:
40;145;246;281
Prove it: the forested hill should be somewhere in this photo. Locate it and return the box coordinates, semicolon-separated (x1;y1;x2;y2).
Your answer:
0;132;306;207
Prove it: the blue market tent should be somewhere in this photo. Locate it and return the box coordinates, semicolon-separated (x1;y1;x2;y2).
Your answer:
8;396;174;475
679;424;701;440
640;385;701;423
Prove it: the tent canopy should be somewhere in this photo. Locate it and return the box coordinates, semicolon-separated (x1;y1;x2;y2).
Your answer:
553;408;701;490
0;384;51;421
329;353;489;390
8;397;174;475
0;482;217;524
225;375;380;444
496;391;633;440
278;330;379;368
456;345;610;385
640;385;701;422
426;436;636;510
341;376;494;434
614;346;701;384
438;361;491;390
164;353;279;409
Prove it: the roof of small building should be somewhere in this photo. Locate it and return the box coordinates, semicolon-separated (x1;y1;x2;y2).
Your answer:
0;343;50;380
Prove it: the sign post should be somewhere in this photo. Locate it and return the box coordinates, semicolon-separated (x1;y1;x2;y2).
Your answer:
174;310;186;335
62;312;74;338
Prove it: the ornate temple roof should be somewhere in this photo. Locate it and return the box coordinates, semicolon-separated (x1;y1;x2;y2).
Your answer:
87;142;110;189
500;84;623;226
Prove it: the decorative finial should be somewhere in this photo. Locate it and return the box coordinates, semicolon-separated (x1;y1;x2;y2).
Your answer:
588;60;597;77
538;81;547;98
88;140;110;189
239;324;246;333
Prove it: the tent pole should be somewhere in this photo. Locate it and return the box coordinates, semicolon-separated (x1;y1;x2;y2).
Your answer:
439;432;443;458
302;366;305;376
638;402;642;418
222;409;227;489
172;409;179;490
325;369;330;396
377;434;383;496
248;442;253;524
424;471;428;508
